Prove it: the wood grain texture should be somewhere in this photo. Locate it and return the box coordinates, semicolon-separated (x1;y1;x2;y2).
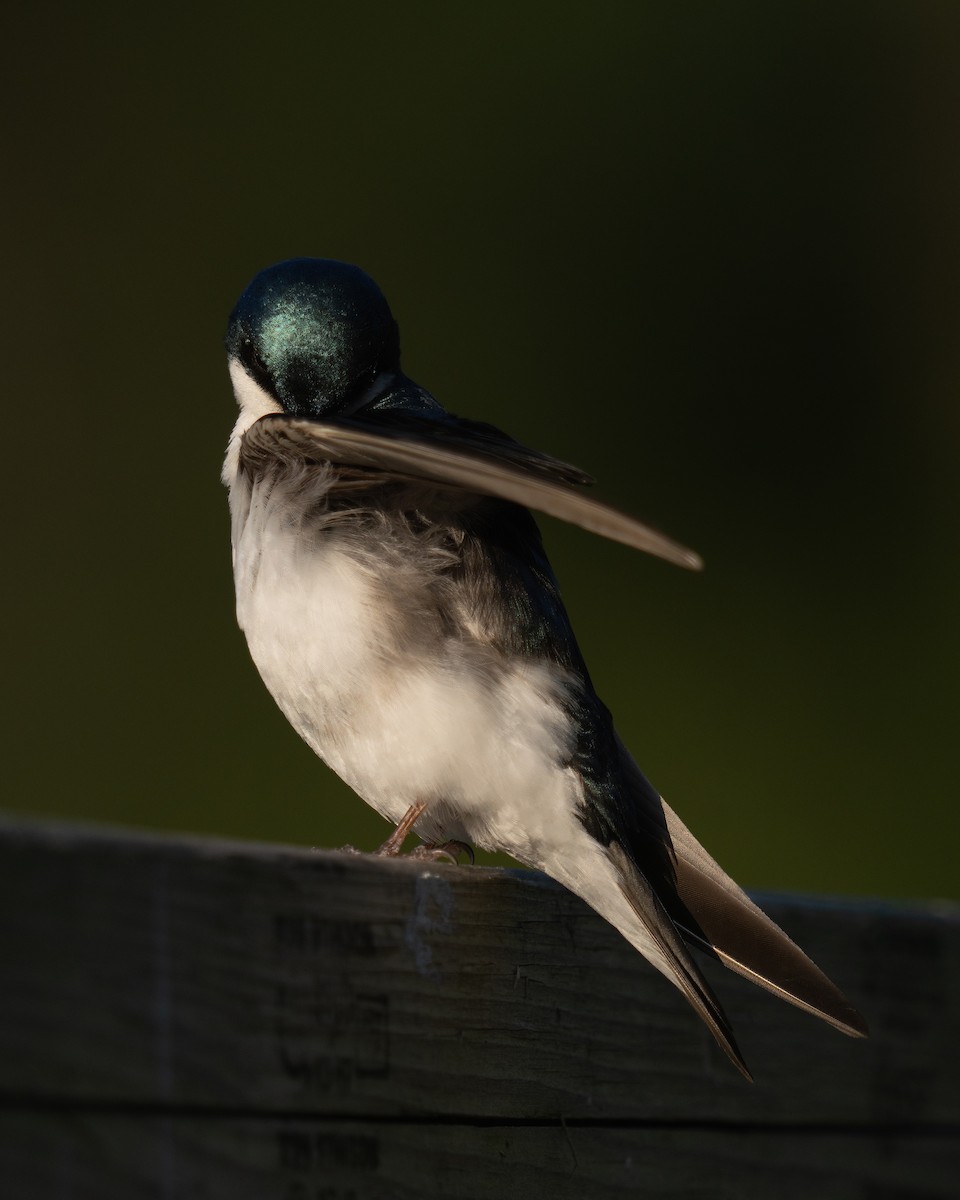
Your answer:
0;816;957;1197
1;1115;956;1200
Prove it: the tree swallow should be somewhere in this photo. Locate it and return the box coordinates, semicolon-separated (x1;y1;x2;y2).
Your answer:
222;258;867;1079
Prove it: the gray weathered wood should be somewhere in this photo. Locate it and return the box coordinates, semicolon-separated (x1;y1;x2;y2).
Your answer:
3;1116;958;1200
0;816;957;1197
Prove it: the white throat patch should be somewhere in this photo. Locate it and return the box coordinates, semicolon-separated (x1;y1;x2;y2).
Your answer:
222;358;283;485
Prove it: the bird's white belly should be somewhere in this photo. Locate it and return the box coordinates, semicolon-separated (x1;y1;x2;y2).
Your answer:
232;495;586;861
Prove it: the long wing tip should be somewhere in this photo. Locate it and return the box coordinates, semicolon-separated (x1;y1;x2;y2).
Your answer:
679;548;704;572
629;528;702;571
834;1007;870;1040
655;542;704;571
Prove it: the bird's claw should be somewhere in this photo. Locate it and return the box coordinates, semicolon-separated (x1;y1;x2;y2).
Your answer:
336;802;474;865
410;840;475;865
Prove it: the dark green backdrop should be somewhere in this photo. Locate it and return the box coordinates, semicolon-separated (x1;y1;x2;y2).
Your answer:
4;3;957;900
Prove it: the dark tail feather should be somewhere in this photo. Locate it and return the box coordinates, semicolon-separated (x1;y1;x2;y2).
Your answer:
660;799;869;1038
607;842;754;1081
608;735;868;1040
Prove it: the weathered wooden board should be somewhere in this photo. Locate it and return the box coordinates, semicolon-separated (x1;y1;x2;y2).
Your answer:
1;1114;955;1200
0;816;957;1197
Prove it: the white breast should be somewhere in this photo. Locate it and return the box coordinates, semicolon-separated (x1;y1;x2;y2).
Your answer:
222;365;590;866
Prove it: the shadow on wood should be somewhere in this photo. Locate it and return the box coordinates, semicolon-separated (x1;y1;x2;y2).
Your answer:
0;816;957;1197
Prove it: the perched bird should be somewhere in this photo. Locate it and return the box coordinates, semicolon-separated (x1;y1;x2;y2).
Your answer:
222;257;867;1079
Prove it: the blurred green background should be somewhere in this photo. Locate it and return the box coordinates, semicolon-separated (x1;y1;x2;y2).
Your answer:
3;2;957;901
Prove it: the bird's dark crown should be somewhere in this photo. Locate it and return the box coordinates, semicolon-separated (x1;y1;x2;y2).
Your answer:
226;258;401;417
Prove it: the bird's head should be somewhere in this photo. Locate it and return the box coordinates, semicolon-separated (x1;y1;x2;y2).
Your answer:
226;258;401;418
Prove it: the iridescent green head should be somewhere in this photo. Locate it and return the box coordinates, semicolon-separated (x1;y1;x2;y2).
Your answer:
226;258;401;417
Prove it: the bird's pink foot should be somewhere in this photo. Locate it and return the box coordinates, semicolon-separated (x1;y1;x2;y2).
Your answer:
336;802;472;864
374;800;428;856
